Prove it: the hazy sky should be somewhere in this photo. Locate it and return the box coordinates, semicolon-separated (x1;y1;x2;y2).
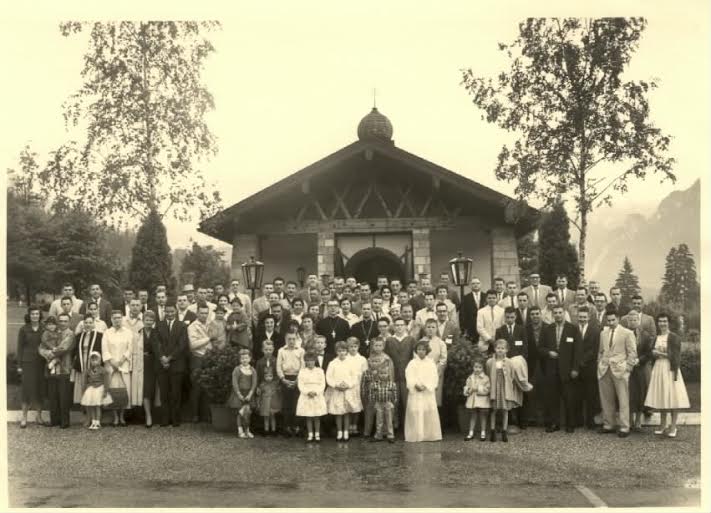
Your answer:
2;1;708;249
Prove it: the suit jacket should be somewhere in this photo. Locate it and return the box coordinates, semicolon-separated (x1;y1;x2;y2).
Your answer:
118;302;132;318
176;309;197;326
497;295;519;310
459;290;483;341
351;318;378;356
435;320;460;347
315;315;351;356
521;284;552;309
72;330;104;372
567;303;591;326
540;321;582;382
312;352;334;373
630;326;655;368
525;322;544;368
79;298;113;325
495;323;528;359
154;319;189;373
252;296;270;325
606;301;630;317
577;322;601;370
553;288;576;308
256;309;291;334
254;329;285;354
476;305;505;342
142;327;161;372
597;324;637;379
515;307;531;327
409;294;426;313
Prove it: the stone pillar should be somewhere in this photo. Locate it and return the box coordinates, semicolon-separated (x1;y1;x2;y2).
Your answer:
491;226;520;285
412;228;432;279
317;231;335;278
232;234;260;279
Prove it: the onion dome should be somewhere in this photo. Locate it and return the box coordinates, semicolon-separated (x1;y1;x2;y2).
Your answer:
357;107;393;142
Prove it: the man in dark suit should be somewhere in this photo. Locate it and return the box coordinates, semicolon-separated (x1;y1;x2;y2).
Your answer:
515;292;531;327
459;276;483;341
119;288;134;318
539;304;582;433
575;307;601;429
176;294;197;326
79;283;113;325
607;287;630;317
524;306;545;425
315;299;351;356
496;307;529;429
154;303;189;427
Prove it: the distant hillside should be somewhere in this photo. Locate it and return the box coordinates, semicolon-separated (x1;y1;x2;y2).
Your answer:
585;179;700;300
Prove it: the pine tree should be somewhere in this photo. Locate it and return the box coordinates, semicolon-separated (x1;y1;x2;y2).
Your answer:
179;242;230;289
537;201;580;289
661;243;699;311
614;256;641;306
517;233;539;285
128;209;175;296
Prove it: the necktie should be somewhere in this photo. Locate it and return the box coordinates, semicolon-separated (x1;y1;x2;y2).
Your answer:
534;288;538;306
168;320;173;332
509;325;513;337
559;290;563;304
556;324;562;348
510;296;514;307
580;323;586;338
608;328;615;350
490;307;494;325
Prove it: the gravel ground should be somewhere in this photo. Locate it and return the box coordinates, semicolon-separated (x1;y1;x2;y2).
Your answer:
7;423;700;489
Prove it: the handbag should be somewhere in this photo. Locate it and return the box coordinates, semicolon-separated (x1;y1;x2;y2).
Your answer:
107;371;129;410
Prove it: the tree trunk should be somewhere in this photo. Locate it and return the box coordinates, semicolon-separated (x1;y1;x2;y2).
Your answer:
578;208;588;284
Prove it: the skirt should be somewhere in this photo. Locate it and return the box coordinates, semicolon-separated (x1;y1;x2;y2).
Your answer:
466;393;491;410
227;387;255;410
106;369;131;410
296;392;327;418
644;358;690;411
143;354;157;401
20;359;46;406
325;386;362;414
629;362;651;412
258;382;282;416
493;369;515;411
80;385;113;407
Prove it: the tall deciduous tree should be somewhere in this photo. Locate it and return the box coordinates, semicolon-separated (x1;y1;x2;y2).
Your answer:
614;256;641;306
462;18;675;280
661;243;699;312
538;201;580;289
44;21;222;223
128;209;176;295
179;242;230;289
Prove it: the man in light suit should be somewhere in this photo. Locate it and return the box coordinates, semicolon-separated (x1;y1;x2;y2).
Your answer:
48;283;83;318
459;276;483;341
79;283;112;325
476;290;505;353
228;279;252;320
521;273;552;309
597;309;637;437
553;275;576;309
434;302;460;347
251;283;275;326
621;295;657;338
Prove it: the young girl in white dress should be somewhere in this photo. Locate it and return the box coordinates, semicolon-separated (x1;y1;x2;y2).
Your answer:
644;313;690;438
325;341;359;441
346;337;368;435
463;358;491;441
297;353;327;442
404;340;442;442
80;352;113;429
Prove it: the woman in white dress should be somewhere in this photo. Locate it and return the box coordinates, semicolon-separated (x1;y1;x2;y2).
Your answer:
644;313;690;438
420;319;448;407
103;310;134;426
123;299;145;408
404;340;442;442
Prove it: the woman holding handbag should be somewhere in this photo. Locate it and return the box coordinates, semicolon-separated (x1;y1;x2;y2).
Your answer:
102;310;134;426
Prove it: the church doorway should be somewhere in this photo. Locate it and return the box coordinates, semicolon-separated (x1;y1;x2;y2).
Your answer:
344;247;405;290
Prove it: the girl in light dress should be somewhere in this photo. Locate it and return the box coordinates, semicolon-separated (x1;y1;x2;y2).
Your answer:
296;353;327;442
404;340;442;442
227;349;258;439
346;337;368;435
80;352;113;429
325;341;359;441
644;313;690;438
463;359;491;441
486;339;518;443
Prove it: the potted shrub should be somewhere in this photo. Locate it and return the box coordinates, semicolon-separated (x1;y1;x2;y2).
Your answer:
196;345;241;432
443;339;480;433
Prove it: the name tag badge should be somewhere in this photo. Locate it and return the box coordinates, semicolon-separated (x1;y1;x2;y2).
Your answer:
514;340;523;346
446;336;453;345
566;337;574;343
365;339;370;346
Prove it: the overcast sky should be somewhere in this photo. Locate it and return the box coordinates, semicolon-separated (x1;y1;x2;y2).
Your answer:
1;1;707;248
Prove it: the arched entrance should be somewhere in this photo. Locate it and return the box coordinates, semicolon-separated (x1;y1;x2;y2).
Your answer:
344;247;405;290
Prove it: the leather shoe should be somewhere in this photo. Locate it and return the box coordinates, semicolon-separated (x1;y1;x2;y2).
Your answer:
501;431;508;442
490;430;496;442
545;426;555;433
617;430;630;438
598;427;615;434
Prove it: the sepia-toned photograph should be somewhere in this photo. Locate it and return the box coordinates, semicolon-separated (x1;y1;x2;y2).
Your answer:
1;1;707;510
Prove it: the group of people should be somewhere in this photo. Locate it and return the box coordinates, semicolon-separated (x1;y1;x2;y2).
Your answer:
15;271;690;442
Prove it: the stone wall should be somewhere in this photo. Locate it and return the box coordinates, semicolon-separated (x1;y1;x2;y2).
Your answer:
317;231;335;278
490;226;519;285
412;228;431;279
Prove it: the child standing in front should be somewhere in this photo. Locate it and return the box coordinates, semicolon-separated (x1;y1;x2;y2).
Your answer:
404;340;441;442
256;340;281;436
463;359;491;441
227;349;258;439
346;337;367;435
368;368;398;443
297;353;327;442
80;351;113;429
325;341;358;441
487;339;519;442
277;332;305;437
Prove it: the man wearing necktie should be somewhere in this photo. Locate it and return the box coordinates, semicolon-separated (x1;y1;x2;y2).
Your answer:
515;292;530;327
154;304;189;427
576;307;601;429
476;290;505;354
596;310;637;437
540;305;581;433
495;307;530;430
497;281;519;309
522;273;552;309
493;277;506;304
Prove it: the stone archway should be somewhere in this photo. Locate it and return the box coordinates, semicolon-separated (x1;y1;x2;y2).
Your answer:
344;247;405;290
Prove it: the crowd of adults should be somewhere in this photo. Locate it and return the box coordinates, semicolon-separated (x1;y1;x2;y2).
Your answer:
15;271;690;440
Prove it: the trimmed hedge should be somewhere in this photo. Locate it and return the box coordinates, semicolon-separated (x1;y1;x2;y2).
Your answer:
680;347;700;383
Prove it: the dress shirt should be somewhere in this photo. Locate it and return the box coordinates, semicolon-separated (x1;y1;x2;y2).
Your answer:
188;320;212;356
276;346;305;378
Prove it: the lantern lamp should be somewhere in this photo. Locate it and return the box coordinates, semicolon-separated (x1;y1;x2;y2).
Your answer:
241;256;265;300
